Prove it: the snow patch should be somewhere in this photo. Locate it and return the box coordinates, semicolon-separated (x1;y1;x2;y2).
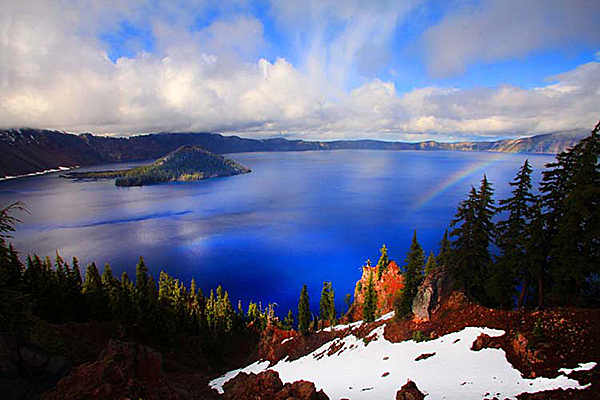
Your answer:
0;166;75;181
209;360;270;394
210;325;594;399
281;337;292;345
559;362;597;375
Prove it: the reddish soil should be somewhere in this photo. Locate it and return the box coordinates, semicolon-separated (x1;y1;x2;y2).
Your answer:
383;292;600;399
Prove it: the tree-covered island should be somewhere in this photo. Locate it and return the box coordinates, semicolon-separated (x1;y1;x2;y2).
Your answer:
60;145;251;187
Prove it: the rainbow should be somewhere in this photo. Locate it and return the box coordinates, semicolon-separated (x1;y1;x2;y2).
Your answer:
411;153;507;212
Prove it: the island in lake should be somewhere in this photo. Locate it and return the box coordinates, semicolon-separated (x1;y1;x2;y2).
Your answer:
60;145;251;186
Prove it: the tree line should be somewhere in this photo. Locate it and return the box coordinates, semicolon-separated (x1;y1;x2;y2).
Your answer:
0;223;295;339
1;122;598;338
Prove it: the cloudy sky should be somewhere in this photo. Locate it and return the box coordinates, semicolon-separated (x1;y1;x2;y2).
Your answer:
1;0;599;141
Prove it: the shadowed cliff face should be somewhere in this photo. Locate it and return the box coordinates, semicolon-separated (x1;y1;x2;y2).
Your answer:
0;127;590;178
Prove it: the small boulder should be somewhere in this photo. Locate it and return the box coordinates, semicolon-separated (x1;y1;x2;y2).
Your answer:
396;379;426;400
471;333;502;351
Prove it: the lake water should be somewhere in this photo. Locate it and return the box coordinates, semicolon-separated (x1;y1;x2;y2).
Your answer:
0;150;555;316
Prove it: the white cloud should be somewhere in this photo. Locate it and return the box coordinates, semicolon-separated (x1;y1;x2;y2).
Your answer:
0;0;598;141
422;0;600;77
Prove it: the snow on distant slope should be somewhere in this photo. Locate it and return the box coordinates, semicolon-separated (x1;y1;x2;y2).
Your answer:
210;323;595;399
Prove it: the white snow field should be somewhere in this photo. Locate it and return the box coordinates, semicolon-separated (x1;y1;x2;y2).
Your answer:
210;321;596;399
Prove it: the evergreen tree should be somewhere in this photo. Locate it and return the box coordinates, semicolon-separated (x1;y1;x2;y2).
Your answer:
362;268;377;323
450;176;496;302
344;293;352;313
396;231;424;319
0;203;29;333
319;282;335;325
492;160;535;309
134;257;158;332
376;244;390;280
298;284;310;334
436;230;451;267
424;251;436;276
283;310;294;330
524;199;549;308
116;271;135;324
82;262;109;320
541;121;600;304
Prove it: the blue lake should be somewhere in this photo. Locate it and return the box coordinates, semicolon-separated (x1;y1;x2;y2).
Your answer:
0;150;555;315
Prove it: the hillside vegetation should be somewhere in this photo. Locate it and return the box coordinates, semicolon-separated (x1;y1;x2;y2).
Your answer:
61;145;251;187
0;127;590;178
0;122;598;399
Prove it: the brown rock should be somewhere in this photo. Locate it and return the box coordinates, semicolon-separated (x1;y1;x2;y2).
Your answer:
396;379;426;400
412;265;453;320
471;333;502;351
223;370;329;400
43;340;182;400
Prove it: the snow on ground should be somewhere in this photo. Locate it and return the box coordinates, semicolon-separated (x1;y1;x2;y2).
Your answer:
559;362;596;375
210;324;594;399
321;311;395;333
0;166;73;181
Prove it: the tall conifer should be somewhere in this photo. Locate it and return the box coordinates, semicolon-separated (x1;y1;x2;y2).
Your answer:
298;284;310;334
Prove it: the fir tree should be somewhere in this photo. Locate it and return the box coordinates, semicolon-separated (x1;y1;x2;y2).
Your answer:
82;262;109;320
450;175;496;302
376;244;390;280
436;230;452;267
524;200;549;308
134;257;158;332
492;160;535;309
396;231;424;319
319;282;335;325
344;293;352;313
298;284;310;334
362;267;377;323
424;251;436;276
283;310;294;330
541;121;600;305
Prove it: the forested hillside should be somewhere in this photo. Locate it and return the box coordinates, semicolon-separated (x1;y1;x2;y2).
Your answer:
61;145;251;186
0;127;589;178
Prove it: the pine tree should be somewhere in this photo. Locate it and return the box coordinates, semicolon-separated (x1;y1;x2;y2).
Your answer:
362;268;377;323
541;121;600;304
436;230;451;267
319;282;335;325
82;262;109;320
344;293;352;313
283;310;294;330
492;160;535;309
101;264;119;319
116;271;135;324
376;244;390;280
450;176;496;302
524;199;549;308
424;251;436;276
134;257;158;332
298;284;310;334
396;231;424;319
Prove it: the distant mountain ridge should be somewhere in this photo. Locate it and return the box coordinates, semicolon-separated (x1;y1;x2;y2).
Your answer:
0;127;590;178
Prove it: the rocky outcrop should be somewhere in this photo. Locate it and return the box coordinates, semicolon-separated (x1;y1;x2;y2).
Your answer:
350;261;404;319
396;379;426;400
43;339;183;400
0;333;71;400
471;333;502;351
411;265;453;321
222;370;329;400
